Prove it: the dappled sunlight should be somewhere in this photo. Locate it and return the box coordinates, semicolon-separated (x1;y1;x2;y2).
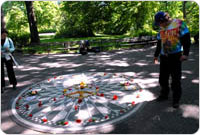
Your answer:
95;124;115;133
89;69;98;72
99;57;111;61
180;104;199;120
75;110;90;120
192;79;199;84
119;90;156;104
134;62;148;66
182;70;193;74
182;75;186;79
63;73;94;87
20;66;46;71
105;68;114;71
1;119;16;131
40;62;83;68
149;73;159;78
14;65;25;69
136;78;158;89
105;60;130;67
49;54;80;57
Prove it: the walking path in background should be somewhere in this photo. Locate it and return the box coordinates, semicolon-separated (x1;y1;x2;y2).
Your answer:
1;45;199;134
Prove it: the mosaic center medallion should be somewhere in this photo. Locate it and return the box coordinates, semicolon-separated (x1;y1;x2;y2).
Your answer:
11;72;146;133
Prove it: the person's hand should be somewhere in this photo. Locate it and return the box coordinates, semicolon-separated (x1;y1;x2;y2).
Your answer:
180;55;188;61
154;57;159;64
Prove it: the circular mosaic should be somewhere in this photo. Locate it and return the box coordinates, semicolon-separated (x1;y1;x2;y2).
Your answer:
11;72;146;133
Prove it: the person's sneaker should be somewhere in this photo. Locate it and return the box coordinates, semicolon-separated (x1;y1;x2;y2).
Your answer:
13;85;17;90
156;96;168;102
173;102;180;108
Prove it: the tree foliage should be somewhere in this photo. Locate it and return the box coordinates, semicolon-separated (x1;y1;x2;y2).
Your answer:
56;1;105;37
33;1;60;33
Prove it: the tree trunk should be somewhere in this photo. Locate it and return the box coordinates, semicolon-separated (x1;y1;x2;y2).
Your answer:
25;1;40;44
183;1;187;20
1;8;6;30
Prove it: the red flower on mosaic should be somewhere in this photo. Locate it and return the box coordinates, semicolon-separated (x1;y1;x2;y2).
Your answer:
132;101;135;106
25;104;29;109
78;99;82;104
76;119;81;123
75;105;78;110
38;101;42;107
64;121;68;125
113;95;118;100
105;115;109;119
42;118;48;122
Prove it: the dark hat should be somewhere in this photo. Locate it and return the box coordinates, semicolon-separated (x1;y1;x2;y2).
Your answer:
154;11;167;26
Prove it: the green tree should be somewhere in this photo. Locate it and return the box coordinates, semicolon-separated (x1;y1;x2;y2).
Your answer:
33;1;60;33
57;1;105;37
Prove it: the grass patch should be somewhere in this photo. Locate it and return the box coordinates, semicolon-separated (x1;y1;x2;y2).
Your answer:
20;33;141;54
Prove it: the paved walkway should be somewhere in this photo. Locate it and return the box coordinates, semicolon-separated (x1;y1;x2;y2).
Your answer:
1;45;199;134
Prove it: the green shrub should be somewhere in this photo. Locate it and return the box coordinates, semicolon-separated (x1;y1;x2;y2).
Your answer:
9;32;30;46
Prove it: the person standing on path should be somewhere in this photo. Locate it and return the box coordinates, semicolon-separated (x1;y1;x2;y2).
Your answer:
1;29;17;93
153;12;191;108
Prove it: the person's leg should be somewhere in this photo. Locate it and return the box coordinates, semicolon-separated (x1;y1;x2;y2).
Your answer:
5;59;17;89
170;54;182;108
157;55;170;101
1;58;5;93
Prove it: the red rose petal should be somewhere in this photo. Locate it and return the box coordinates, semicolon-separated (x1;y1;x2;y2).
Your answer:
38;101;42;107
78;99;82;104
113;95;118;100
42;118;47;122
120;109;124;113
105;115;109;119
75;105;78;110
88;119;93;122
132;101;135;106
53;98;56;101
25;104;29;109
100;93;104;97
64;121;68;125
76;119;81;123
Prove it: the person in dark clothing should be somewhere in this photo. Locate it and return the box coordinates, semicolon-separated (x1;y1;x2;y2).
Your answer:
1;29;17;93
153;12;191;108
79;40;89;55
